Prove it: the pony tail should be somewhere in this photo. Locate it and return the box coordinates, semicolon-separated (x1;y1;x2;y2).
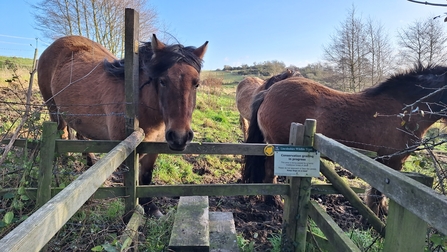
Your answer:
246;91;266;144
242;91;267;183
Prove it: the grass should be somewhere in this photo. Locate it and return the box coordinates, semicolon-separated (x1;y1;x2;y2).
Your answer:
0;56;35;86
201;70;248;84
138;209;176;251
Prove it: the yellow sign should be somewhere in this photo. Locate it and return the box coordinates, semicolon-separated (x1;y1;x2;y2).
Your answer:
264;145;274;156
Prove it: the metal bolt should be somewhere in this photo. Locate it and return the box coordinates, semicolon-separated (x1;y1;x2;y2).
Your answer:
385;178;390;184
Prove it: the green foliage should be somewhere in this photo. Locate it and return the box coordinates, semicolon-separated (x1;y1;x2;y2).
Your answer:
349;229;384;251
0;148;37;236
48;199;125;251
140;209;176;251
298;62;341;88
426;232;447;252
268;233;282;252
404;123;447;194
308;219;325;237
237;234;256;252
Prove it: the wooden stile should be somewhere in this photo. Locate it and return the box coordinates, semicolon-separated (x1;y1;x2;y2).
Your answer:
169;196;210;251
209;212;239;252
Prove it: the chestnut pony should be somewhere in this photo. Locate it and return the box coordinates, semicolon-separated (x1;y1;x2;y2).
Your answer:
243;66;447;217
38;35;208;216
236;69;301;141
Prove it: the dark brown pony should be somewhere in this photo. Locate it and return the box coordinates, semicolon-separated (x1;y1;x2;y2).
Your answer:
243;66;447;216
236;69;302;140
38;35;208;216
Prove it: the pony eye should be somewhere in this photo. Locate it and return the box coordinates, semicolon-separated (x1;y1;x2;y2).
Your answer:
194;80;200;89
159;79;166;87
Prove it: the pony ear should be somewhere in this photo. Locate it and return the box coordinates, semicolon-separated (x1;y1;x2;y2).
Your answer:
151;34;166;52
194;41;209;59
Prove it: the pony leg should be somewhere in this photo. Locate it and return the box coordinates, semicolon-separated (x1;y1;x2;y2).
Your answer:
239;115;249;142
45;98;69;138
75;132;96;166
365;187;388;219
139;153;163;217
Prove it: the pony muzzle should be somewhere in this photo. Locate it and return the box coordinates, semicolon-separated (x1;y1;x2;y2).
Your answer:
165;129;194;151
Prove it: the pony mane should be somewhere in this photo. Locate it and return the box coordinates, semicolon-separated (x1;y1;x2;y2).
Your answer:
363;65;447;98
104;41;204;79
263;69;302;90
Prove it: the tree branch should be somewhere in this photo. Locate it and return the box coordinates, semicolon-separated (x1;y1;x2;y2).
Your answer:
407;0;447;7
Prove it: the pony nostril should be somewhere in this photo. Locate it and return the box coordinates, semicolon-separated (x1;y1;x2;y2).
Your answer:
165;129;175;142
187;130;194;142
166;129;193;150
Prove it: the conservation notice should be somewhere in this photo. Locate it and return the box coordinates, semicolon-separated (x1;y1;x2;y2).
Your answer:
273;145;320;177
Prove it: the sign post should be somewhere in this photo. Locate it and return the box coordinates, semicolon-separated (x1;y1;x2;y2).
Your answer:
281;119;317;251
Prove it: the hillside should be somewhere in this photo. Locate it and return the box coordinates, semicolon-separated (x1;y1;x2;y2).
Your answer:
0;56;34;68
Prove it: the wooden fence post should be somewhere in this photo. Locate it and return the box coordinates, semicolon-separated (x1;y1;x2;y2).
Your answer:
282;119;316;251
36;122;57;207
383;172;434;252
124;8;140;220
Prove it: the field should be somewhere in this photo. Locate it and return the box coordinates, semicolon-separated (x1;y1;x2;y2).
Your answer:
0;58;446;251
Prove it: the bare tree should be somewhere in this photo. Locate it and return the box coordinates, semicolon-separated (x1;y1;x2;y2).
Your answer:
323;6;394;92
365;18;394;86
397;18;447;69
32;0;158;56
324;6;370;92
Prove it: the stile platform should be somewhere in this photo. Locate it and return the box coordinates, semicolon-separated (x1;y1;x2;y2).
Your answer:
168;196;239;252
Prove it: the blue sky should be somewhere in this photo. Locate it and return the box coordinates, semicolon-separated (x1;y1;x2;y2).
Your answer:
0;0;446;70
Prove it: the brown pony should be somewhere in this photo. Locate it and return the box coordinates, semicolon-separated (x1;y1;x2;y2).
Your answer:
243;66;447;216
236;69;301;140
38;35;208;216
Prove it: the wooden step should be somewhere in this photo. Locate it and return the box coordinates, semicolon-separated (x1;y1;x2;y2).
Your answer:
209;212;239;252
169;196;210;251
168;196;239;252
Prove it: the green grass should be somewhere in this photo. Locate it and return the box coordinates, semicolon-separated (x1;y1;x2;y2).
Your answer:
139;209;176;251
349;229;384;251
154;154;200;184
0;56;34;68
201;70;261;84
0;56;35;85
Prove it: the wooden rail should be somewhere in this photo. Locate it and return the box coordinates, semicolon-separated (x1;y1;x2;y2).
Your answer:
315;133;447;236
0;183;365;200
0;129;145;252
